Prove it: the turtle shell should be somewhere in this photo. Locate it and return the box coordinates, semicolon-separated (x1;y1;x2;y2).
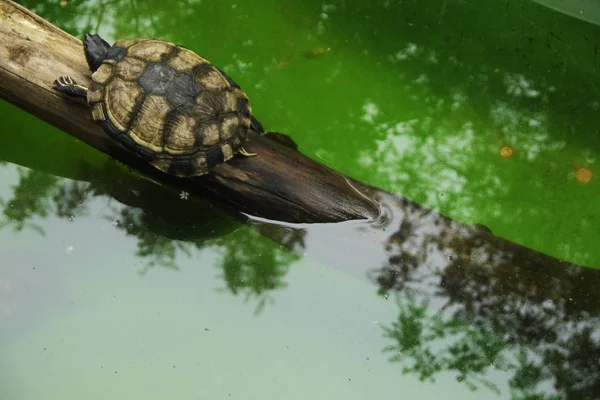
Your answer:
86;38;262;177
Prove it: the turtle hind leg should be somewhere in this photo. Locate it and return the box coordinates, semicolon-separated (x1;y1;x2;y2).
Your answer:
250;116;264;134
83;33;110;72
54;76;88;98
239;147;257;157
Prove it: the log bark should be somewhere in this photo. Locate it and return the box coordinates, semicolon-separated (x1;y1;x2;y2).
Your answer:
0;0;379;224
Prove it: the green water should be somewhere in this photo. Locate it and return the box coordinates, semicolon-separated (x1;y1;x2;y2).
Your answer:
1;0;600;399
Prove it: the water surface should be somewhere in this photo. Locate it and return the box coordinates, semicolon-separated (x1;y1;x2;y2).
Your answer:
1;0;600;398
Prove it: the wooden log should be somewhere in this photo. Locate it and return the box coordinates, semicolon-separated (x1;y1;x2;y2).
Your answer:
0;0;379;224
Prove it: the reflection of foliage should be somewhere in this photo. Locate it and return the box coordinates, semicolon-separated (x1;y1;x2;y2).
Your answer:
0;168;59;234
374;196;600;399
217;227;297;315
52;180;91;219
113;205;192;273
382;295;510;395
0;161;297;314
509;348;562;400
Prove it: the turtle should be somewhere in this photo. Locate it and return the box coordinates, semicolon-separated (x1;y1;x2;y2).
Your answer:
53;33;263;177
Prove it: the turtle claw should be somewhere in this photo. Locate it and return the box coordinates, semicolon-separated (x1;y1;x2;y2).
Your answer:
54;76;88;98
239;147;257;157
55;76;76;88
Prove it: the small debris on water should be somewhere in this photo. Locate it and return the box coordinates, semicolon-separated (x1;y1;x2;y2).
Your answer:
304;47;331;59
180;190;189;200
276;54;295;69
573;165;592;184
500;146;513;158
65;245;74;254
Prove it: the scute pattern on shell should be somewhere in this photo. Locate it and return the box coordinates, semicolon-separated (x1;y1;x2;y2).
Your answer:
86;38;260;177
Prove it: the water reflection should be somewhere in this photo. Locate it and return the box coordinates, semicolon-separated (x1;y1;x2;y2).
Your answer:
245;189;600;398
4;161;590;398
0;162;294;314
366;192;600;399
2;132;599;397
0;168;60;234
380;296;511;395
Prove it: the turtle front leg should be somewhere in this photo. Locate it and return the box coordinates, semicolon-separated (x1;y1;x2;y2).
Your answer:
53;76;88;99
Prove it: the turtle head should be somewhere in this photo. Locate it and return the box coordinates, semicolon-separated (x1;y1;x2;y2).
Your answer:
83;33;111;72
